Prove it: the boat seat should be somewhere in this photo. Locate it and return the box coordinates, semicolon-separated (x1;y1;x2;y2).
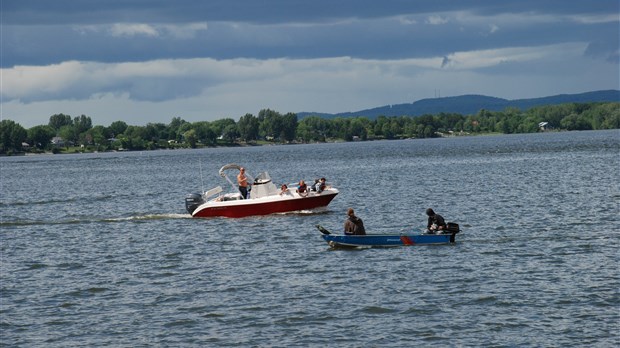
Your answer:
217;193;242;201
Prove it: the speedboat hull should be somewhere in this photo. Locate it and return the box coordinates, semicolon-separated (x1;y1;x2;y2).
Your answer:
186;164;339;218
192;189;338;218
316;225;458;248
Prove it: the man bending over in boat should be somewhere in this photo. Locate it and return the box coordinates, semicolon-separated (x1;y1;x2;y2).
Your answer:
426;208;446;233
237;167;249;199
344;208;366;235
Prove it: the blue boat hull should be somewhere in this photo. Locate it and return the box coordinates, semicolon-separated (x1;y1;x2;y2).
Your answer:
316;225;458;248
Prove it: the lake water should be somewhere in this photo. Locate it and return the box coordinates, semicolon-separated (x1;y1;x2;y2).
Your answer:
1;130;619;347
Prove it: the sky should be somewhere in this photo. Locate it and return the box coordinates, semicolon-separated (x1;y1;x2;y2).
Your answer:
1;0;619;128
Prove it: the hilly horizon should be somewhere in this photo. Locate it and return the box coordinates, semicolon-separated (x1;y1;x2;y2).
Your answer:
297;90;620;119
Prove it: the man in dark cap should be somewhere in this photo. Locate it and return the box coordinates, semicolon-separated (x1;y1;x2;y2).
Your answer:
426;208;446;233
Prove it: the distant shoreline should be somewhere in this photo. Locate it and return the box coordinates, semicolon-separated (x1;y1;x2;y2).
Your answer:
0;129;579;157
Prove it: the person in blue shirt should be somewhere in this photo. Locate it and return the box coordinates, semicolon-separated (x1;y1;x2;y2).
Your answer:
296;180;308;197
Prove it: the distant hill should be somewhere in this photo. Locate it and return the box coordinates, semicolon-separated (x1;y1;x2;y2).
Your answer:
297;90;620;119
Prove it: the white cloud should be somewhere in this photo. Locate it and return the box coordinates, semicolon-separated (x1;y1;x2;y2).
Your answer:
398;15;417;25
453;11;555;26
567;13;620;24
453;10;618;28
2;42;617;128
162;22;208;39
0;43;599;103
109;23;159;37
440;43;588;70
2;56;442;104
2;61;87;99
426;15;449;25
74;22;209;39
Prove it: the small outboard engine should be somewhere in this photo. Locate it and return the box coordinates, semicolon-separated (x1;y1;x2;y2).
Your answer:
185;192;205;214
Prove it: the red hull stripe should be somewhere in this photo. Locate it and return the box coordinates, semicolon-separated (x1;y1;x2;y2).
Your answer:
193;193;338;218
400;236;416;245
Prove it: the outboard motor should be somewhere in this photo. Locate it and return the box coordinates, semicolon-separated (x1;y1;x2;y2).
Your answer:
185;192;205;215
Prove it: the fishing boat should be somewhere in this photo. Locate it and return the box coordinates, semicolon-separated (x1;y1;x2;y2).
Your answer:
185;164;339;218
316;224;460;248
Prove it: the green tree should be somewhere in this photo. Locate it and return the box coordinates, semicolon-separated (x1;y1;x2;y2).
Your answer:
560;113;591;130
331;118;352;140
73;115;92;134
600;103;620;129
403;121;417;138
85;125;109;147
58;125;77;145
237;113;259;142
373;116;388;138
389;119;402;138
168;117;188;142
258;109;283;141
424;125;434;138
146;123;168;142
202;125;218;146
297;116;330;142
296;121;313;142
48;113;72;131
191;121;217;146
123;125;150;150
281;112;298;142
184;129;198;148
0;120;27;153
350;118;368;140
222;124;239;143
381;122;395;139
109;121;128;137
27;125;55;150
211;118;236;140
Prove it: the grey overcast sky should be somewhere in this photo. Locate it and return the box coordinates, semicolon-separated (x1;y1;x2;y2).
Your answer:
2;0;619;127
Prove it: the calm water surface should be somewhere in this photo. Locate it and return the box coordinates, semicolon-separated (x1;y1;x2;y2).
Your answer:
1;130;619;347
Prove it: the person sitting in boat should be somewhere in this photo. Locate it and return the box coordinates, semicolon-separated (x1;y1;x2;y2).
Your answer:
237;167;249;199
279;184;289;196
296;180;308;197
344;208;366;235
426;208;447;233
316;177;327;193
310;179;319;191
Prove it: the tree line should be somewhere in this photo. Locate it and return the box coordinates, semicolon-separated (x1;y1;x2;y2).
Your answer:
1;102;618;154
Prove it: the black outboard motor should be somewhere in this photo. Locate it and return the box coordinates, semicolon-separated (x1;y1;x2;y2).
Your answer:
185;192;205;215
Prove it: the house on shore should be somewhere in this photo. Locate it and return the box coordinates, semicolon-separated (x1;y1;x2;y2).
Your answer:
539;122;550;131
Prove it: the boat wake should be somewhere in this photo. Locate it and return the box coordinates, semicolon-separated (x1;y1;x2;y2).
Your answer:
103;213;192;222
274;208;332;216
1;213;192;227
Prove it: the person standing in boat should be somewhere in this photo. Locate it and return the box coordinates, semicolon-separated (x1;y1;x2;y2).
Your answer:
426;208;447;233
344;208;366;235
237;167;249;199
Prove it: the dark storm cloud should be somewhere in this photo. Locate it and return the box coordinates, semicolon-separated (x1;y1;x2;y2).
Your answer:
4;0;617;25
3;0;618;68
2;0;618;128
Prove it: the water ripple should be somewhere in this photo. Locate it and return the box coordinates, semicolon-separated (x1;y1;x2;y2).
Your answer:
1;130;618;347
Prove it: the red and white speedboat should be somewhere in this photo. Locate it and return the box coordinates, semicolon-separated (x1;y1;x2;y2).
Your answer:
185;164;339;218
